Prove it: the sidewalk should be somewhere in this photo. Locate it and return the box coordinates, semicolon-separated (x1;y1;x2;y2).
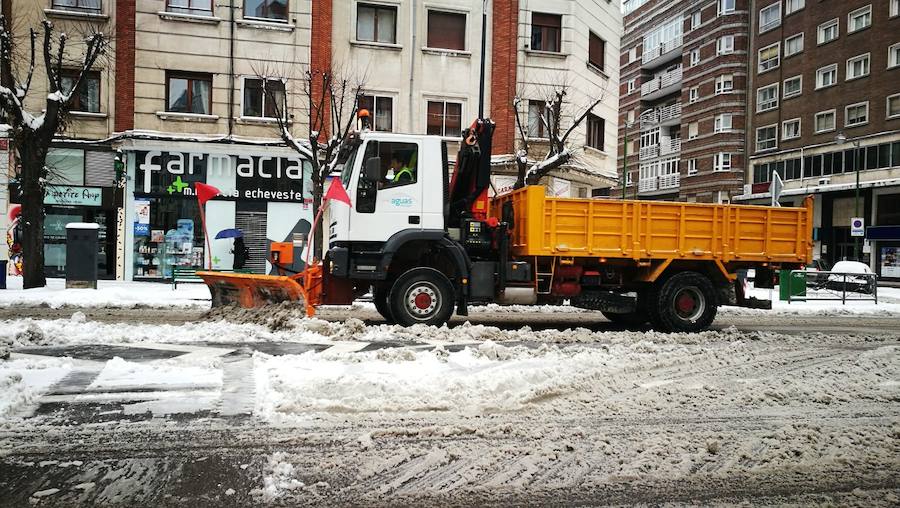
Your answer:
0;277;211;309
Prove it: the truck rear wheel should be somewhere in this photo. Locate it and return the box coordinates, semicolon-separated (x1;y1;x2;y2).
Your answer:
373;284;395;324
389;268;455;327
652;271;718;333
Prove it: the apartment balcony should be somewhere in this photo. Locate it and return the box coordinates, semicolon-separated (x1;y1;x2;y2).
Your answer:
639;145;659;161
657;102;681;126
640;66;682;101
638;177;658;193
641;36;683;69
658;172;681;190
660;137;681;156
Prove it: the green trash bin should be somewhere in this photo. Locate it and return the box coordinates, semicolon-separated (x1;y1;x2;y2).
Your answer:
779;270;806;301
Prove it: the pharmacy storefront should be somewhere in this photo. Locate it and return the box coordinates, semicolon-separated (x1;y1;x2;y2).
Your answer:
122;141;312;281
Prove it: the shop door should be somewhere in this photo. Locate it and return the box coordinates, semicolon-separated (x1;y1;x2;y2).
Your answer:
236;212;267;274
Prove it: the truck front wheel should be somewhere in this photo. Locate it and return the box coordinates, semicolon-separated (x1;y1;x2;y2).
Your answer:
652;271;718;333
389;268;455;327
373;284;395;324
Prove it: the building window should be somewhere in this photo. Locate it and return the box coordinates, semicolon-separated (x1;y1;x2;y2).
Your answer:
759;2;782;33
60;70;100;113
628;47;637;63
816;64;837;89
782;118;801;140
688;10;701;30
689;87;699;103
427;10;466;51
167;0;212;16
586;113;605;151
51;0;101;13
358;94;393;132
527;100;549;138
589;32;605;71
888;94;900;119
689;49;700;66
688;122;699;139
846;53;870;80
845;102;869;127
848;5;872;33
242;78;285;119
357;3;397;44
714;113;733;133
783;75;802;98
531;13;561;53
719;0;735;15
426;100;462;137
687;158;698;175
818;19;839;44
784;33;803;57
814;109;836;133
713;153;731;171
166;72;212;115
243;0;287;22
892;0;899;17
785;0;804;14
889;43;900;69
756;125;777;151
715;74;733;94
758;43;780;73
757;84;779;112
627;79;636;94
716;35;734;55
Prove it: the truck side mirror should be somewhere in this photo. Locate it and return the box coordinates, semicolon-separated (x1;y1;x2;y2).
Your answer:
364;157;381;182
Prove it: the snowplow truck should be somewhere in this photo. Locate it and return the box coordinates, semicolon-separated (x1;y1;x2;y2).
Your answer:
199;118;813;333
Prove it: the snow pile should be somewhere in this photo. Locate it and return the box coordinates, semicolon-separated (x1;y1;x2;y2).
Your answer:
88;356;223;390
253;452;305;502
0;277;211;309
0;357;72;418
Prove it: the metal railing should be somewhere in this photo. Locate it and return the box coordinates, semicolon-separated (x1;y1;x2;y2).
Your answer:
657;102;682;123
658;172;680;189
660;137;681;155
638;177;658;192
639;67;683;97
642;36;683;64
639;145;659;160
786;270;878;304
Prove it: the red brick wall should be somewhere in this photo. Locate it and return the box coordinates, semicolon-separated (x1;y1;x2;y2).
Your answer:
311;0;333;140
114;0;135;132
490;0;519;155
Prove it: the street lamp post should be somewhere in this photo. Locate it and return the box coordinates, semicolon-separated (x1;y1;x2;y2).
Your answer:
835;132;862;261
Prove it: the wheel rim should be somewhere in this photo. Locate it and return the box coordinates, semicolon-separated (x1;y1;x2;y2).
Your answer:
673;286;705;322
405;281;440;319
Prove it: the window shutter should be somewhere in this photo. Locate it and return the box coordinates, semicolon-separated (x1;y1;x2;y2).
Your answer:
85;150;114;187
427;11;466;50
589;33;604;69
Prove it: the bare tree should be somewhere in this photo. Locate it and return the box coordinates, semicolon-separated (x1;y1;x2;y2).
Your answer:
0;17;107;288
512;85;606;189
252;61;364;260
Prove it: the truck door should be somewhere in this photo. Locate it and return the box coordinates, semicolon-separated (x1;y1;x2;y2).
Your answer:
349;139;424;242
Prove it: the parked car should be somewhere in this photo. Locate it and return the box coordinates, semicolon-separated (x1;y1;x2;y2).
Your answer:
826;261;876;294
805;259;830;289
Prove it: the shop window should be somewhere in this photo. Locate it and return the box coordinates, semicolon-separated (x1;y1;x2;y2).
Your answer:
166;71;212;115
586;113;604;151
427;10;466;51
244;0;287;22
60;70;100;113
167;0;212;16
242;77;285;119
358;94;393;132
426;100;462;137
133;197;206;278
52;0;101;13
46;148;85;186
357;3;397;44
531;13;561;53
589;32;605;70
527;100;549;138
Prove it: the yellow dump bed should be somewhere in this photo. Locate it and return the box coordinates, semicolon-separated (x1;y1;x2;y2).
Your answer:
491;186;813;265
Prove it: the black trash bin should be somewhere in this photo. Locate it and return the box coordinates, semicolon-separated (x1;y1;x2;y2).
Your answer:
65;223;99;289
0;260;6;289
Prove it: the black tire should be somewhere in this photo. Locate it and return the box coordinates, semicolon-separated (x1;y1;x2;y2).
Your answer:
373;284;395;324
389;268;456;327
601;310;648;327
651;271;718;333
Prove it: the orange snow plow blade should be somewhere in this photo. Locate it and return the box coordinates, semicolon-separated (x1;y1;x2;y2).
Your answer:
198;265;324;316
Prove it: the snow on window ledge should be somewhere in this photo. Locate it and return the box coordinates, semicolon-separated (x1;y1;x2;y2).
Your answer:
158;11;222;24
44;8;109;21
350;40;402;51
524;49;568;59
421;47;472;58
236;116;291;126
236;18;294;32
69;111;107;119
156;111;219;123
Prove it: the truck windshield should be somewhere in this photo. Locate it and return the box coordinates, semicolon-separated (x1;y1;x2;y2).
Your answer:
334;139;362;188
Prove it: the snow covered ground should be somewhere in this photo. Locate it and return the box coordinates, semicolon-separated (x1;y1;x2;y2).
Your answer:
0;276;211;309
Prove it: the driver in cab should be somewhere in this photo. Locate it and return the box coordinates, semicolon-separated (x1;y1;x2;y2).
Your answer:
380;152;416;188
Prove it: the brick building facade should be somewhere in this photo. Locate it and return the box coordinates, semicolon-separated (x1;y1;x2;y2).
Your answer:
739;0;900;279
617;0;749;202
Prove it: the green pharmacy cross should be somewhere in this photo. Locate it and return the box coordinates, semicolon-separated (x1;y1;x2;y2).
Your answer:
167;176;189;195
212;256;221;265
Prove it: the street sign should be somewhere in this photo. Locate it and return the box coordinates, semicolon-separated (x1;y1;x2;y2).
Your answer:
851;217;865;237
770;172;784;207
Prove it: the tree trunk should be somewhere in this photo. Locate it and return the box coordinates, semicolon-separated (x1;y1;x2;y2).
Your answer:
311;184;324;261
18;136;47;289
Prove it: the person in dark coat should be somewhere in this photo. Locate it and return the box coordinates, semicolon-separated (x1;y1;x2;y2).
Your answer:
232;237;250;270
